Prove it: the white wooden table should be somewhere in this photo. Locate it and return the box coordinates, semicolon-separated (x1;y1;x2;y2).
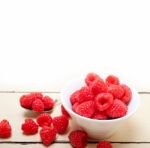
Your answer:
0;91;149;148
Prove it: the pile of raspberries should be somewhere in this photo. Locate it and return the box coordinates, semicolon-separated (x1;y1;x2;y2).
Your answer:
70;73;132;119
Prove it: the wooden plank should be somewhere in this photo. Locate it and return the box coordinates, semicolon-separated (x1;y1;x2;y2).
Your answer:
0;93;149;142
0;143;150;148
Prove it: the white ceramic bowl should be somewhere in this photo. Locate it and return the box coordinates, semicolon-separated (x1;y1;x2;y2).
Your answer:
61;79;140;139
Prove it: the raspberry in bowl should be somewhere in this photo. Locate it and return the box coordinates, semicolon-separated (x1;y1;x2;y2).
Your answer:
61;73;140;139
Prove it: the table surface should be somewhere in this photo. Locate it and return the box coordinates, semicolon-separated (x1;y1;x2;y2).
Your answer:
0;91;149;148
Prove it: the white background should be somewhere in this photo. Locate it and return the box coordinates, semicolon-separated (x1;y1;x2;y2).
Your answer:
0;0;150;92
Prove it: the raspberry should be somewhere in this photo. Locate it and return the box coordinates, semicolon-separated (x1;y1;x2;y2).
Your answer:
42;96;55;110
29;92;43;101
121;84;132;104
75;101;95;118
40;126;56;146
92;111;108;120
70;90;80;105
77;87;94;103
95;93;113;111
69;130;88;148
37;113;52;127
21;118;38;135
108;84;124;99
32;99;44;112
90;79;107;95
53;115;69;134
85;72;101;86
20;95;33;109
61;105;71;118
97;141;112;148
106;75;120;85
72;102;79;112
0;120;12;138
106;99;127;118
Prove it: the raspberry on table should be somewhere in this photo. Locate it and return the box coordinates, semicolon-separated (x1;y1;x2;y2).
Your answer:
95;93;114;112
40;126;57;146
69;130;88;148
77;87;94;103
70;90;80;105
85;72;101;86
53;115;69;134
92;111;108;120
75;100;95;118
21;118;38;135
106;75;120;85
0;120;12;138
32;99;44;112
37;113;52;127
97;141;112;148
121;84;132;104
106;99;127;118
61;105;71;118
20;95;33;109
90;79;108;95
108;84;124;99
42;96;55;110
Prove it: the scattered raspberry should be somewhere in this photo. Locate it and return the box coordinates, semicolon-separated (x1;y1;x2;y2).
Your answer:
106;99;127;118
92;111;108;120
70;90;80;105
90;79;107;95
53;115;69;134
97;141;112;148
106;75;120;85
72;102;79;112
77;87;94;103
21;118;38;135
40;126;56;146
95;93;114;111
61;105;71;118
121;84;132;104
42;96;55;110
69;130;88;148
32;99;44;112
20;95;33;109
75;101;95;118
85;72;101;86
108;84;124;99
37;113;52;127
0;120;12;138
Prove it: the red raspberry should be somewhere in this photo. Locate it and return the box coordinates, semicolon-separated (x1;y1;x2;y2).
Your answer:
106;75;120;85
70;90;80;105
92;111;108;120
106;99;127;118
121;84;132;104
85;72;101;86
77;87;94;103
90;79;108;95
95;93;113;112
72;102;79;112
20;95;33;109
75;101;95;118
21;118;38;135
61;105;71;118
97;141;112;148
0;120;12;138
37;113;52;127
69;130;88;148
53;115;69;134
40;126;57;146
29;92;43;101
108;84;124;99
32;99;44;112
42;96;55;110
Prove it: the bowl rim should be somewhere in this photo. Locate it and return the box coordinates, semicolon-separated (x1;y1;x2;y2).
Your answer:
61;79;140;123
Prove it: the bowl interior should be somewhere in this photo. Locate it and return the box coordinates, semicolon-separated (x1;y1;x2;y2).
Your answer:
61;79;140;121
